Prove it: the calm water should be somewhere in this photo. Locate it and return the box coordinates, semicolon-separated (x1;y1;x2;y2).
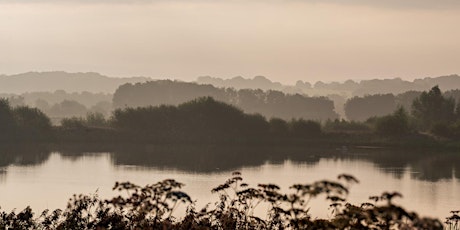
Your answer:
0;144;459;220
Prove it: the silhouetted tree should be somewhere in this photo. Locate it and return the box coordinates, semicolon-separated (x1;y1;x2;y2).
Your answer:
85;112;109;127
323;119;371;133
112;97;271;142
289;119;322;138
269;118;289;137
60;117;85;129
13;106;52;140
411;86;456;130
375;107;411;136
0;98;17;140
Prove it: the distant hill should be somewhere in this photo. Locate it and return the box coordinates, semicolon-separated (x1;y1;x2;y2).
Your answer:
196;76;285;91
196;74;460;97
2;71;459;120
0;71;151;94
2;71;459;96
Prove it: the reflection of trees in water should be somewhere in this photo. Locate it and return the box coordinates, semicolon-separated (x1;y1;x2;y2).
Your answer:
1;143;459;182
0;144;50;167
57;146;111;162
0;169;6;182
110;144;323;173
348;148;413;179
410;154;460;182
0;144;50;183
343;148;460;182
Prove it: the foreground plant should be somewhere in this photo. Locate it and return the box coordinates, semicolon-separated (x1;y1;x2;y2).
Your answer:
0;173;449;229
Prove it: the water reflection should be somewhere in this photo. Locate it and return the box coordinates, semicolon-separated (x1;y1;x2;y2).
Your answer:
0;168;5;183
0;143;459;182
0;144;51;168
0;143;459;220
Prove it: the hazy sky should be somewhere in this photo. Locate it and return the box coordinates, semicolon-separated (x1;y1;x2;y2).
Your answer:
1;0;460;84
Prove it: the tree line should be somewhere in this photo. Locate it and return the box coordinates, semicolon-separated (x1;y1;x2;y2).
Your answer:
2;86;460;142
332;86;460;138
344;88;460;122
0;96;324;143
112;80;339;121
110;97;323;142
0;98;53;141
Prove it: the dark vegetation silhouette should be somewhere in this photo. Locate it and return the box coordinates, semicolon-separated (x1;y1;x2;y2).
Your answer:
3;86;460;144
2;74;460;229
373;107;411;136
342;88;460;122
0;99;53;141
4;73;460;123
111;97;322;142
0;172;448;229
323;119;371;133
112;80;339;121
196;75;460;121
338;86;460;139
412;86;456;130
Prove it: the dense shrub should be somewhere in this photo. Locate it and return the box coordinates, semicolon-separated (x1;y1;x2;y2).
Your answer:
412;86;456;130
431;122;454;138
112;97;322;142
289;119;322;138
268;118;289;137
323;119;371;133
375;107;411;136
0;99;53;141
0;173;447;229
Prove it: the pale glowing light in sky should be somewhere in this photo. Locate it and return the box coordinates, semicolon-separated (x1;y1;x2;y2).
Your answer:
1;1;460;83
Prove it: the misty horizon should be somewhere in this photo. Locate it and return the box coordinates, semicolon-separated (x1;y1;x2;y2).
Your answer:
2;70;460;85
2;1;460;84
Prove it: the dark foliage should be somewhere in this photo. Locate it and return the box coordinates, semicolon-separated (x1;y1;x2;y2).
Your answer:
0;173;447;229
374;107;411;136
0;99;53;141
412;86;456;130
289;119;322;138
111;97;321;142
323;119;371;133
0;98;16;140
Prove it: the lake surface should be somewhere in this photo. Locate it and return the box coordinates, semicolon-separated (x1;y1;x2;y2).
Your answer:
0;144;459;220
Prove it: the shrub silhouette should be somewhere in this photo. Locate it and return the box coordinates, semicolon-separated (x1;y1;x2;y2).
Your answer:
412;86;456;130
0;173;447;229
375;107;411;136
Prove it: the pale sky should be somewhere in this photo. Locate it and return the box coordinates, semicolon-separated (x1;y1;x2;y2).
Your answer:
1;0;460;84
